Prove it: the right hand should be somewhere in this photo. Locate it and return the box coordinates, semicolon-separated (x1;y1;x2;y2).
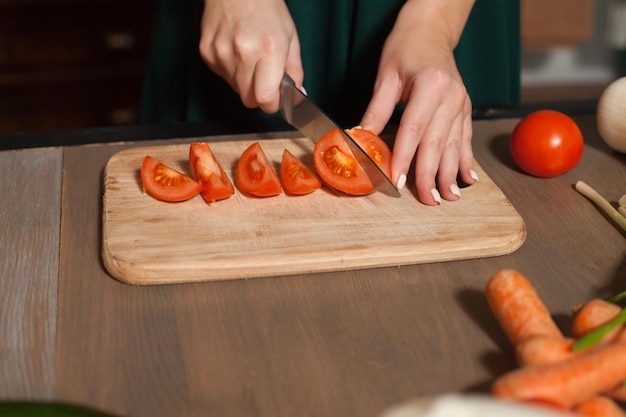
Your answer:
199;0;304;113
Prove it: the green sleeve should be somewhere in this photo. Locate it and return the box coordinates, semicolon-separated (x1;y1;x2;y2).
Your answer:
141;0;520;130
455;0;521;108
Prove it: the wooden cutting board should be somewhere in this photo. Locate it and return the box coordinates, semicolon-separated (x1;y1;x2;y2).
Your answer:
102;137;526;285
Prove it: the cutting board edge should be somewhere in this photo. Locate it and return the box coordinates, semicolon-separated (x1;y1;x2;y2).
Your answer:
102;221;527;285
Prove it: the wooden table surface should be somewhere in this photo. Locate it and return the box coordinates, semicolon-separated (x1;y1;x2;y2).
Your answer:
2;114;625;417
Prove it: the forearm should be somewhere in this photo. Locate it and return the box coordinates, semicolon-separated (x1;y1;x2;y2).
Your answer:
395;0;476;51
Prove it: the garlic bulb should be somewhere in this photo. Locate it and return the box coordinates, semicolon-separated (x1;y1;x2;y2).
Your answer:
597;76;626;153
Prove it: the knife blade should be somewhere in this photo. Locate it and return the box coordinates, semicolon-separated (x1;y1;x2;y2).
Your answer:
279;73;400;197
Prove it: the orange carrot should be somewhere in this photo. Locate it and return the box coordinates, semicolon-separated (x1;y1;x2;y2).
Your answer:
607;328;626;401
515;336;576;366
514;332;626;402
573;299;623;339
574;396;626;417
492;341;626;408
620;327;626;342
607;384;626;402
485;270;563;347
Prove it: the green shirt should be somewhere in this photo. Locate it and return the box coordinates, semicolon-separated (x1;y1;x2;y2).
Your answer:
141;0;520;132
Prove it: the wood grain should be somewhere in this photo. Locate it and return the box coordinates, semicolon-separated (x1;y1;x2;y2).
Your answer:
0;147;62;399
102;138;526;284
49;115;625;417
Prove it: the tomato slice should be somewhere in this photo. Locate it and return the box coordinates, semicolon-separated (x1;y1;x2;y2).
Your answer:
189;142;235;202
141;155;202;202
235;142;282;197
313;128;393;195
280;149;321;195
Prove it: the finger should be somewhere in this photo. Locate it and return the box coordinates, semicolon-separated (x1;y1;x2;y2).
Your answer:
200;32;234;86
458;100;478;185
234;61;258;108
412;105;457;205
253;54;287;113
390;90;440;192
436;113;464;201
284;32;304;88
359;74;400;135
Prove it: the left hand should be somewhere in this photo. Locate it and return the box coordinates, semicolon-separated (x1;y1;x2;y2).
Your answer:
359;0;477;205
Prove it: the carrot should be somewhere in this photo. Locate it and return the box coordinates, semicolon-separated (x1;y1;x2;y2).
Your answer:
574;396;626;417
607;328;626;402
485;270;563;347
572;299;623;339
513;330;626;403
491;341;626;409
515;336;576;366
607;384;626;402
575;307;626;350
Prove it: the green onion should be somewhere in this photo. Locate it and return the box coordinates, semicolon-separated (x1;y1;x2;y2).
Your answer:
608;290;626;305
573;306;626;350
575;181;626;232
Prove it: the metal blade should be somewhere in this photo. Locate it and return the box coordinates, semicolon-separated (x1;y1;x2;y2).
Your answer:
279;73;400;197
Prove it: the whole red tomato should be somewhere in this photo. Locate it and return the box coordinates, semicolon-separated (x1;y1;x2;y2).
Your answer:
510;110;584;177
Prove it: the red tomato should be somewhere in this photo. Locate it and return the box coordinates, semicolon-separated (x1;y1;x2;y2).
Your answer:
313;127;392;195
280;149;321;195
141;155;202;202
510;110;584;178
189;142;235;202
235;142;282;197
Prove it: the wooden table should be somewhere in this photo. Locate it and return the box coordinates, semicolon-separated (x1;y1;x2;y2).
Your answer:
2;114;624;417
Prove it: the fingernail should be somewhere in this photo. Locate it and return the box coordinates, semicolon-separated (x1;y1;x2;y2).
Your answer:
300;86;308;96
470;169;479;182
449;183;461;198
430;188;442;205
351;125;363;130
396;174;407;190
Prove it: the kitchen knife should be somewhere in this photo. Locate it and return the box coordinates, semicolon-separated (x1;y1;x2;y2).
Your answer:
279;73;400;197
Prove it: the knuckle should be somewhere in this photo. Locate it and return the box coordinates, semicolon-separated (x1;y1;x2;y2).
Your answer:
198;37;214;62
423;67;468;103
427;135;447;151
402;120;428;140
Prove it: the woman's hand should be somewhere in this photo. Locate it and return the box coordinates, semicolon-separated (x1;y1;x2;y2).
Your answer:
359;0;477;205
199;0;304;113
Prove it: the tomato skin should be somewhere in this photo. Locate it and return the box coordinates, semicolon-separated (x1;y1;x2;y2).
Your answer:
510;110;584;178
313;128;392;195
141;155;202;202
189;142;235;203
235;142;282;197
280;149;321;195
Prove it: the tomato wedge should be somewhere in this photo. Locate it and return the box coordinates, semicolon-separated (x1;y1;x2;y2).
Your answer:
141;155;202;202
235;142;282;197
189;142;235;202
313;127;392;195
280;149;321;195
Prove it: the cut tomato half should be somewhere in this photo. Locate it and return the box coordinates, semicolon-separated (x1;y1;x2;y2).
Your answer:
280;149;321;195
189;142;235;202
235;142;282;197
313;128;392;195
141;155;202;202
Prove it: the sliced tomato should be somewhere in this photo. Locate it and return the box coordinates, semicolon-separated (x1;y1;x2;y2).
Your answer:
313;127;393;195
280;149;321;195
235;142;282;197
141;155;201;202
189;142;235;202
